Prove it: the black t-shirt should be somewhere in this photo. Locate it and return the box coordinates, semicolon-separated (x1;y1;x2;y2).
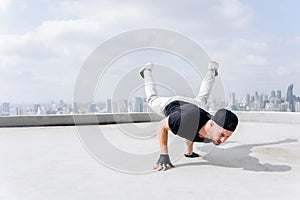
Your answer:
163;100;211;142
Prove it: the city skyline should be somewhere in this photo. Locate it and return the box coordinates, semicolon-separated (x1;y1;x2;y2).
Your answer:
0;81;297;105
2;83;300;116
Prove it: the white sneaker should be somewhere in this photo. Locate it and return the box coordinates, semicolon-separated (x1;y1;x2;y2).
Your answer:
208;61;219;76
208;61;219;71
139;63;153;79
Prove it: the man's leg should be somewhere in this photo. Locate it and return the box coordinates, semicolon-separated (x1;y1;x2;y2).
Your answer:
196;61;219;106
185;61;219;158
140;63;173;116
163;61;219;108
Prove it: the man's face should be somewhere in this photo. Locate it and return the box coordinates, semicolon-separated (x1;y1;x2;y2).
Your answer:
206;122;233;145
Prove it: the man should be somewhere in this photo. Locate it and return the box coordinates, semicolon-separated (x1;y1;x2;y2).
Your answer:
139;61;239;171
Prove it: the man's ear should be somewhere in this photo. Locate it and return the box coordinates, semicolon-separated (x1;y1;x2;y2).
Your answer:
209;120;215;128
204;120;214;133
204;119;215;137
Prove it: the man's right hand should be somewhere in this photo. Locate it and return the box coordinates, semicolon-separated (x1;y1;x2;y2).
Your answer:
153;154;175;171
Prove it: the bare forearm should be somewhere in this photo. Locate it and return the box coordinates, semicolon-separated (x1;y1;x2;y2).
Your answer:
157;126;168;154
157;118;170;154
154;118;175;170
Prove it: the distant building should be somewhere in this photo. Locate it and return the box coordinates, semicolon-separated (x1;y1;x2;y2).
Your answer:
228;92;236;106
72;102;79;113
276;90;282;99
255;91;259;102
112;101;118;113
10;106;24;116
87;103;98;113
250;102;259;111
106;98;112;113
133;97;143;112
295;102;300;112
246;93;251;105
60;99;65;109
286;84;294;111
118;99;128;113
280;102;289;112
271;90;276;98
2;102;10;116
259;94;265;109
34;104;41;115
265;102;275;111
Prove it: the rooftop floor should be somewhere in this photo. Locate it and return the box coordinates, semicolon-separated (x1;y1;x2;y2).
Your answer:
0;121;299;200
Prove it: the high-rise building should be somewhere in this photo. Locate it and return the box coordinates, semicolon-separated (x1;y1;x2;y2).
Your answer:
34;104;41;114
279;102;289;112
228;92;236;107
2;102;10;116
271;90;276;98
295;102;300;112
265;102;275;111
133;97;143;112
60;99;65;109
259;94;265;110
118;99;128;113
106;98;112;113
250;95;255;104
72;102;79;113
246;93;250;105
255;91;259;102
276;90;282;99
286;84;294;111
87;103;98;113
112;101;118;113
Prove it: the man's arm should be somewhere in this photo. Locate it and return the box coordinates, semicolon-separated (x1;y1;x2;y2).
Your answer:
153;117;174;171
157;117;170;154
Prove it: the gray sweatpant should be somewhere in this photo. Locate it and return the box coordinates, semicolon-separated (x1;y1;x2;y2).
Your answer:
143;66;216;116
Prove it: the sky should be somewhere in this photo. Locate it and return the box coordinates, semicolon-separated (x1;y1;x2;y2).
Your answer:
0;0;300;104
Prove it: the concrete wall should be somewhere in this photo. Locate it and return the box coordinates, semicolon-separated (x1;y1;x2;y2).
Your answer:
0;112;300;127
236;111;300;124
0;113;163;127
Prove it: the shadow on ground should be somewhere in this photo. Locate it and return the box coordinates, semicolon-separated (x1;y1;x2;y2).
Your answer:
175;139;298;172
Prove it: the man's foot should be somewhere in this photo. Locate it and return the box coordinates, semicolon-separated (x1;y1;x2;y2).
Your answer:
184;152;200;158
139;63;153;79
208;61;219;77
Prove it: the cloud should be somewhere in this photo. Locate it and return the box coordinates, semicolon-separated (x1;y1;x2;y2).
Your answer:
0;0;299;102
276;66;290;76
216;0;252;28
0;0;11;11
1;0;255;60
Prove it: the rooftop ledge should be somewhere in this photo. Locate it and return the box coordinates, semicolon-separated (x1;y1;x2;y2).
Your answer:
0;111;300;127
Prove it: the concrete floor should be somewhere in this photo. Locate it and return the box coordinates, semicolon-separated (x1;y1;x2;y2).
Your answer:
0;121;299;200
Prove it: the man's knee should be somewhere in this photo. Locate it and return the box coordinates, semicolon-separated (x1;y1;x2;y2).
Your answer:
196;96;207;105
147;95;157;104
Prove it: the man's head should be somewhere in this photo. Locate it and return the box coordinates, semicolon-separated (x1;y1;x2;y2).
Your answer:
204;109;239;145
213;109;238;132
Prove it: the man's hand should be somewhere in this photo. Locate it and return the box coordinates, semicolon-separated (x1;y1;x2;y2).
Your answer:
153;154;175;171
